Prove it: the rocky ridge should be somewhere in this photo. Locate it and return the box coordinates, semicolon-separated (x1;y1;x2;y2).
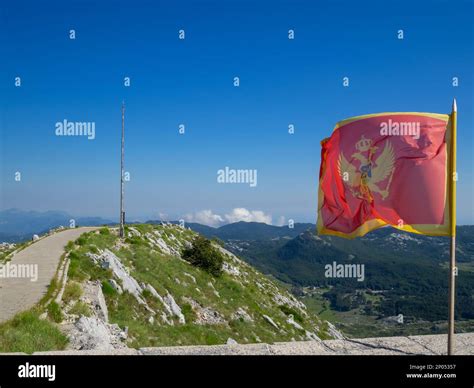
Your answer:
55;224;338;351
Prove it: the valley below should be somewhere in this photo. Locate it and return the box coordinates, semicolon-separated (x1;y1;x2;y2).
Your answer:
190;222;474;339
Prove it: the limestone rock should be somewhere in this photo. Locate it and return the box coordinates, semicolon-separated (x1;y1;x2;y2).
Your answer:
286;315;304;331
263;314;279;330
86;249;145;305
231;307;253;323
164;292;185;324
327;321;344;340
109;279;123;294
182;297;225;325
68;316;127;351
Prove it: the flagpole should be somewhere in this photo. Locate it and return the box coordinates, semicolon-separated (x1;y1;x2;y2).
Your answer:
119;101;125;238
447;98;457;355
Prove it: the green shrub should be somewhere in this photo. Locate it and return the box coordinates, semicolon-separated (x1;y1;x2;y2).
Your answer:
76;236;87;246
182;236;223;276
99;227;110;235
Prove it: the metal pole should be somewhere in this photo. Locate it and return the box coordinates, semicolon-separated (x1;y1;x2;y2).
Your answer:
119;101;125;238
447;98;457;355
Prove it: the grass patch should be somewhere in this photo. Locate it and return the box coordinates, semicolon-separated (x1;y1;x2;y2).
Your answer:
76;236;88;246
68;250;110;282
69;301;92;317
65;241;75;252
181;303;197;323
47;302;63;323
99;227;110;235
63;281;82;304
279;305;304;324
102;280;118;297
317;321;331;340
0;310;67;354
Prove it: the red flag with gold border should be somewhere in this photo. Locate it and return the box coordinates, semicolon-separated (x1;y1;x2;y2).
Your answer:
317;112;453;238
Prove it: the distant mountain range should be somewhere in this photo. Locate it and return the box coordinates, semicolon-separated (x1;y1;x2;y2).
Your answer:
175;221;314;241
0;209;113;242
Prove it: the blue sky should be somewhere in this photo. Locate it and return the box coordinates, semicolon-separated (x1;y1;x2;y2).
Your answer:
1;0;473;225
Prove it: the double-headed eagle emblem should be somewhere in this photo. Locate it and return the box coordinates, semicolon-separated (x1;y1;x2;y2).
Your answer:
337;135;395;202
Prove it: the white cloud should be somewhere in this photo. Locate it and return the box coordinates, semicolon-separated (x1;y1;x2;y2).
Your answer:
183;208;272;227
183;210;224;227
224;208;272;224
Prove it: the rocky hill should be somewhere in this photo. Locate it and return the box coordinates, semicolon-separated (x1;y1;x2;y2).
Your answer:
52;224;340;351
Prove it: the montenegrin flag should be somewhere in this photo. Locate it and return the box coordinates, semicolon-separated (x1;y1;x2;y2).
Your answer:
317;111;455;239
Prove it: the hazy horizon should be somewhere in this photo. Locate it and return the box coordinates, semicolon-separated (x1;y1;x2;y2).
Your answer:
2;207;474;229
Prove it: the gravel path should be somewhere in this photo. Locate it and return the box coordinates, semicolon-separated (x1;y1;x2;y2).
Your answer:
0;227;98;323
136;333;474;356
23;333;474;355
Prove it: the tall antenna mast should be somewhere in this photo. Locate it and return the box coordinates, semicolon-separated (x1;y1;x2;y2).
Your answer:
119;101;125;238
